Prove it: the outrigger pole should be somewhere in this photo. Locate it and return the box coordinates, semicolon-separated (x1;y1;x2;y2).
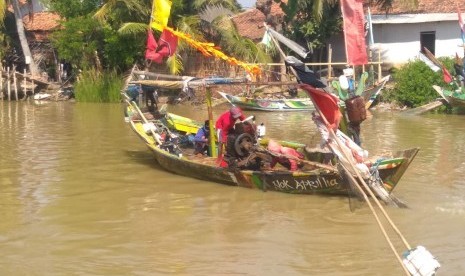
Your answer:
264;23;432;275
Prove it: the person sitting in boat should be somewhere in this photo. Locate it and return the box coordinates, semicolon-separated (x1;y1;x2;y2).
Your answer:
193;120;210;157
215;106;246;164
267;139;304;171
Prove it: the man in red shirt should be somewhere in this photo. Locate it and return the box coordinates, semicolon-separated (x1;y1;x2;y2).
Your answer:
215;106;246;164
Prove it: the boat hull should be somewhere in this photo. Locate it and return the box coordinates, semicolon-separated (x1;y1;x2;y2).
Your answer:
433;85;465;108
219;92;314;111
127;110;418;196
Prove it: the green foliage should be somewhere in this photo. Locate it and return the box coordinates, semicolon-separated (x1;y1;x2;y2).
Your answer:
41;0;101;18
278;0;342;54
383;57;455;108
50;16;103;68
74;68;123;103
102;25;145;71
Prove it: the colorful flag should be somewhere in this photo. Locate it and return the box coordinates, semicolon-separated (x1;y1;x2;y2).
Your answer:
299;84;342;130
163;26;261;76
145;29;158;61
157;28;178;57
341;0;368;65
151;0;172;31
442;67;453;84
458;6;465;45
146;29;178;64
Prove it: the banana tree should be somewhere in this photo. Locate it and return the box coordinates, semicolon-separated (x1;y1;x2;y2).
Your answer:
0;0;38;76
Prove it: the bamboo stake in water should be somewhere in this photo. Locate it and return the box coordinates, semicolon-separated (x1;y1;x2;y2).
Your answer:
13;68;18;101
0;66;3;99
7;67;11;101
23;69;27;100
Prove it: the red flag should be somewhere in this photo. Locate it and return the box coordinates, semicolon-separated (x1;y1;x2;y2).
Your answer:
300;84;342;130
145;30;159;61
157;28;178;57
341;0;368;65
145;29;178;64
442;67;453;83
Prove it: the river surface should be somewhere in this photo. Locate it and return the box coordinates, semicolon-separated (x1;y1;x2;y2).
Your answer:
1;100;464;275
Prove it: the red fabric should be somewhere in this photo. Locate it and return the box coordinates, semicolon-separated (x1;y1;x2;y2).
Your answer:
299;84;342;130
157;29;178;57
145;29;178;64
268;140;303;171
145;30;159;61
281;147;303;171
442;67;453;83
215;110;246;143
341;0;368;65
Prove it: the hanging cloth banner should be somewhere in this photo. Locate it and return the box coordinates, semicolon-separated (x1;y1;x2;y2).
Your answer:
340;0;368;65
145;29;158;61
146;29;178;64
151;0;172;31
164;26;261;76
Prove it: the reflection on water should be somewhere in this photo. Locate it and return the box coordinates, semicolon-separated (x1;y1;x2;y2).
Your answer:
1;101;465;275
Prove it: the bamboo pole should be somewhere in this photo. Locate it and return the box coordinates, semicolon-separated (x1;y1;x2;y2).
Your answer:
268;25;411;274
0;66;3;99
13;68;18;101
206;87;217;157
328;44;332;80
7;67;11;101
378;51;382;82
23;69;27;99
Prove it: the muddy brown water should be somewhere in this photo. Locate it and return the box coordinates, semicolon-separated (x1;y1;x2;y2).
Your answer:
1;101;464;275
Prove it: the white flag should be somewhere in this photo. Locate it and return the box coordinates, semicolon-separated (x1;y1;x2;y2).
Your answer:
418;52;440;72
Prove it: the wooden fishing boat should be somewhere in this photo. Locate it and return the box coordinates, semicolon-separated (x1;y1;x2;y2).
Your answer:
433;85;465;108
124;101;418;196
219;75;390;112
218;91;314;111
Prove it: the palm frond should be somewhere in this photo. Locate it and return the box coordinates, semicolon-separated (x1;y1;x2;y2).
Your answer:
199;4;233;23
167;55;183;75
118;22;149;36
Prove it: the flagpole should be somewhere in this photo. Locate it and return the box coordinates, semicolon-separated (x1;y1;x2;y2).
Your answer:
267;23;411;275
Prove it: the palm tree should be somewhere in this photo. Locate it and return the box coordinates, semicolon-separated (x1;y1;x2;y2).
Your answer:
0;0;38;76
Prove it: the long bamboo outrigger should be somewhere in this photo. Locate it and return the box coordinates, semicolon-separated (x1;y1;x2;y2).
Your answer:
264;23;440;275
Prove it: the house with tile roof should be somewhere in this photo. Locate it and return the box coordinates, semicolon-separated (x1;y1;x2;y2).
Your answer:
329;0;465;67
232;0;285;41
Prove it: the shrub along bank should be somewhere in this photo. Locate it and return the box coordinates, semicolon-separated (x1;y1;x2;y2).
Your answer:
381;57;456;109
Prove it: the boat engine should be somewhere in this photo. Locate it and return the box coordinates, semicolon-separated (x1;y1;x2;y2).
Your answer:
225;122;271;170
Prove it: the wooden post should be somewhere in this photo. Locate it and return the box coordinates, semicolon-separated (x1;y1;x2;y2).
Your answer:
7;67;11;101
13;68;18;100
31;78;34;97
0;66;3;99
23;69;27;99
206;87;217;158
378;50;382;82
327;44;332;80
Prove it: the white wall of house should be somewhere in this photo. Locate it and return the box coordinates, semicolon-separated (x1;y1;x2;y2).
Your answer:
327;13;464;67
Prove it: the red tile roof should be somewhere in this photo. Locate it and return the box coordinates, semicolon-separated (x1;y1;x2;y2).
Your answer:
22;12;61;31
233;1;285;41
232;9;266;40
371;0;464;15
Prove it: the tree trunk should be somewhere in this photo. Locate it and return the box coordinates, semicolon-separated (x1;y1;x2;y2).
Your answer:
11;0;38;76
